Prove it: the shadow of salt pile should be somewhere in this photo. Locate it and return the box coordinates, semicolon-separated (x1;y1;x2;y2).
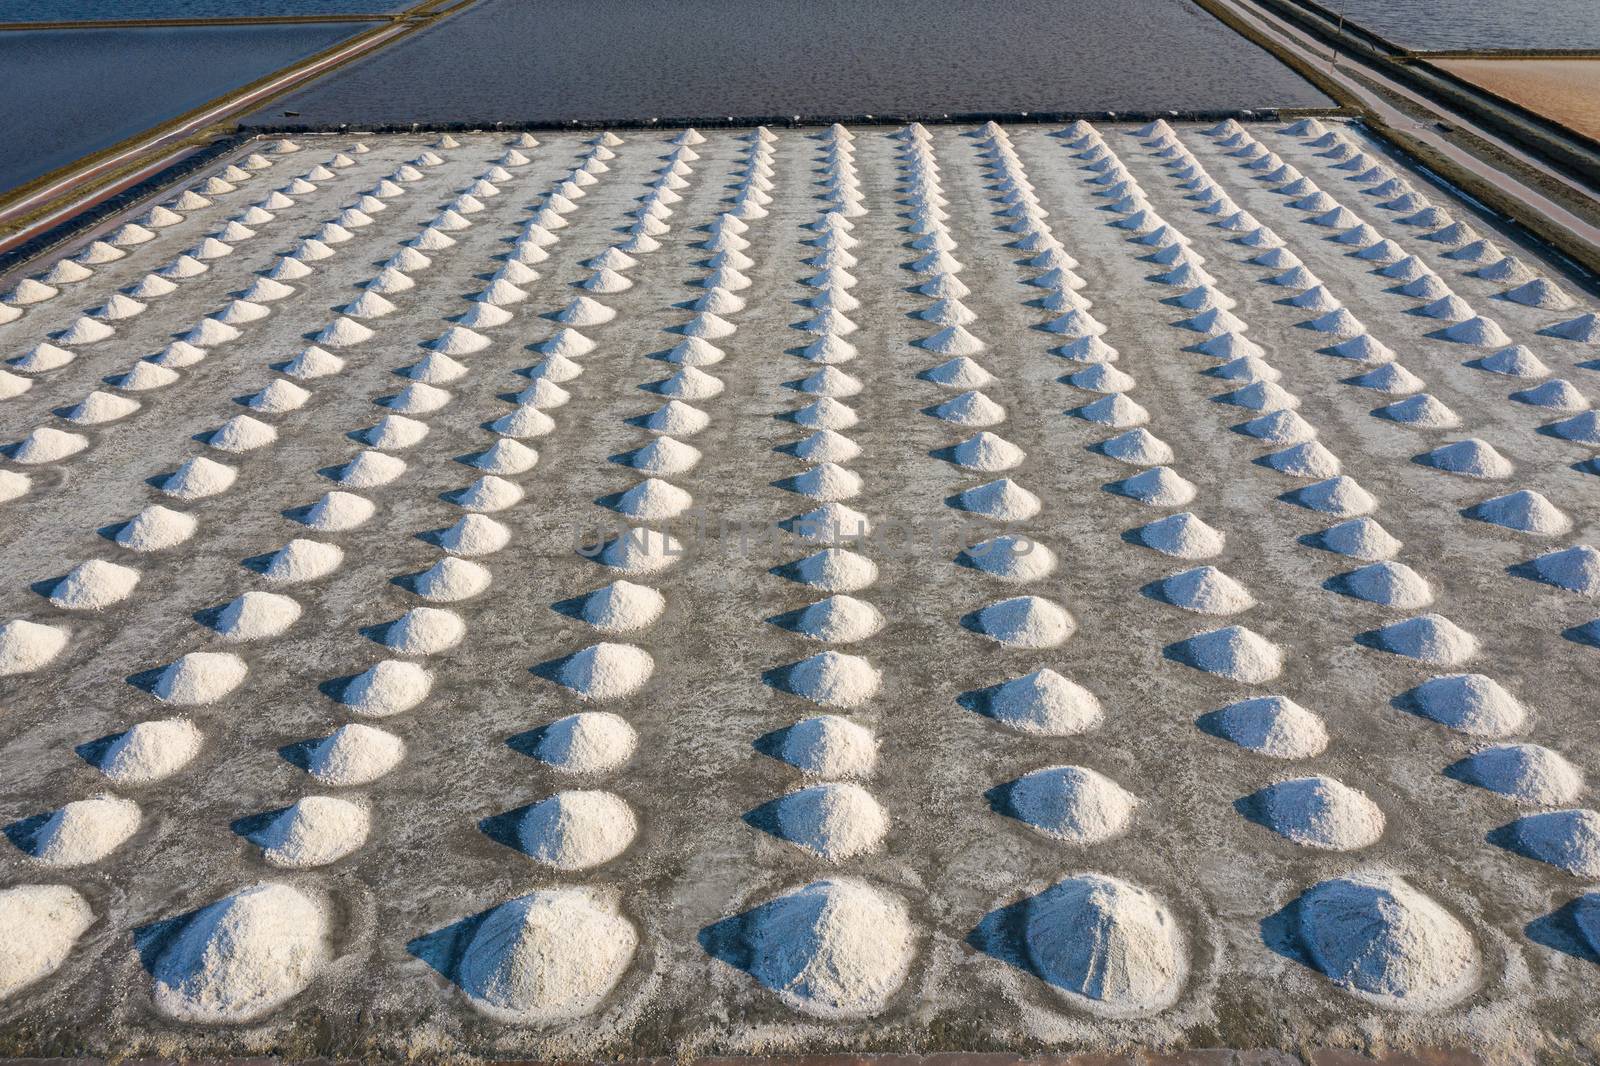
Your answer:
1525;898;1600;964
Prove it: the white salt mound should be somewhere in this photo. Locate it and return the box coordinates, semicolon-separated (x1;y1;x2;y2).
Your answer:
1251;776;1384;850
1369;614;1477;665
1007;766;1137;844
29;795;141;866
515;789;637;870
1454;744;1582;805
305;724;405;786
456;888;636;1024
981;669;1102;736
1312;516;1402;560
1528;545;1600;595
974;595;1075;648
439;514;511;556
414;557;492;602
214;591;301;641
1022;873;1185;1017
783;651;881;708
1297;874;1477;1009
265;538;343;583
341;659;430;717
1510;809;1600;877
779;715;877;778
303;491;374;531
1134;512;1224;559
0;885;94;1002
789;549;878;593
772;782;889;861
1336;561;1433;608
117;505;197;551
153;646;244;704
1408;673;1528;737
1466;490;1569;535
1208;696;1328;759
1171;625;1282;682
535;711;638;774
150;882;331;1023
257;796;368;868
161;455;237;500
98;718;202;785
1157;566;1254;614
382;607;465;655
791;595;884;643
556;642;654;700
50;559;139;610
578;580;665;632
741;878;914;1019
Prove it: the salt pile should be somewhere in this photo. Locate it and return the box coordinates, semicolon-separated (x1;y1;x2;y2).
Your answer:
1526;545;1600;595
623;436;701;476
781;651;881;707
455;888;636;1023
1155;566;1255;614
1464;490;1570;535
1404;673;1528;737
1452;744;1582;805
1286;476;1375;517
10;427;89;464
305;723;405;786
214;591;301;641
302;491;375;531
961;534;1056;582
771;782;889;861
50;559;139;610
787;549;878;593
0;885;94;1001
1366;614;1478;665
97;718;202;784
1296;874;1477;1009
206;414;277;452
256;796;369;868
1509;809;1600;877
1005;766;1137;844
953;478;1041;520
116;505;197;551
613;478;692;520
439;514;511;556
1133;512;1225;558
335;450;406;489
789;595;885;643
534;711;638;774
1071;393;1148;428
11;342;75;373
732;878;914;1019
1309;516;1402;560
777;716;877;777
1106;467;1197;507
149;883;331;1022
1205;696;1328;758
514;790;637;870
973;595;1075;648
381;607;465;655
1261;441;1340;478
360;415;429;450
555;643;654;700
264;538;343;582
1418;439;1512;478
341;659;431;717
950;432;1025;471
27;795;141;866
154;651;247;704
1020;874;1185;1016
1333;560;1433;608
1169;625;1283;682
1249;776;1384;850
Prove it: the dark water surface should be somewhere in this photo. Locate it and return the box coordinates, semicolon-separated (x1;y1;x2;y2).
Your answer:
0;23;358;193
1314;0;1600;51
246;0;1331;127
4;0;411;19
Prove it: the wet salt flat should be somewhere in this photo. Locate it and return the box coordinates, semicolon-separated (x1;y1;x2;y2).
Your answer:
0;22;360;194
1318;0;1600;51
244;0;1331;128
0;120;1599;1057
4;0;413;20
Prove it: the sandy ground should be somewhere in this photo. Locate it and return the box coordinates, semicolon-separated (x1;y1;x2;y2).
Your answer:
1433;58;1600;143
0;120;1598;1060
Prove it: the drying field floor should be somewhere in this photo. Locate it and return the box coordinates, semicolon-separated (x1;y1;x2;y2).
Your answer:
1;120;1599;1060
